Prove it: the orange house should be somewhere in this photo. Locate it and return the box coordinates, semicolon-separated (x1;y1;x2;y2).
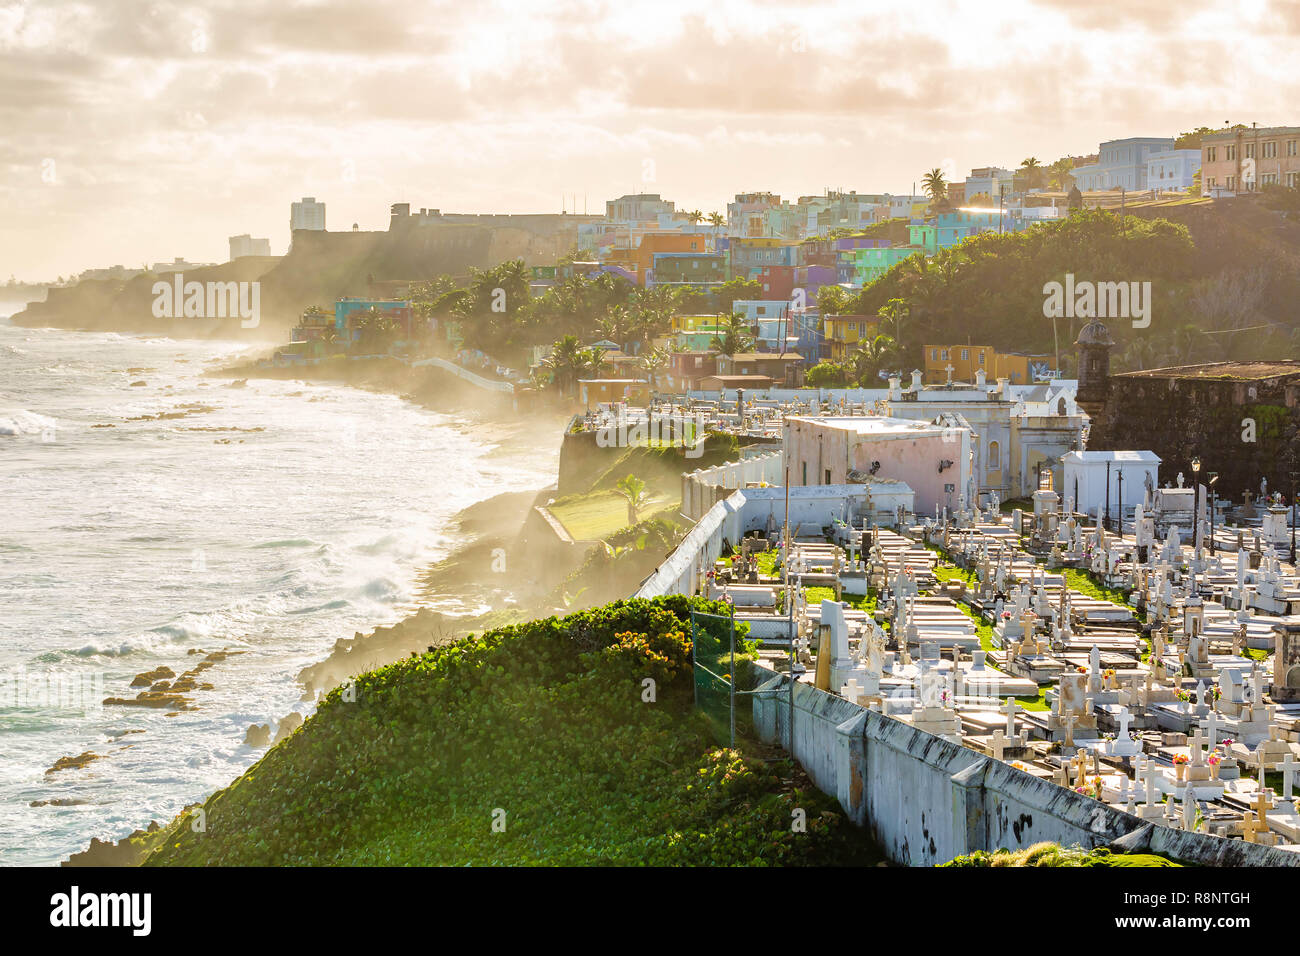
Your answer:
633;234;710;286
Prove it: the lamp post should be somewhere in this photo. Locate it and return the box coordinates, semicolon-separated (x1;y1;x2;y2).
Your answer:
1105;460;1112;533
1291;471;1298;566
1208;472;1219;555
1117;469;1124;540
1191;456;1202;552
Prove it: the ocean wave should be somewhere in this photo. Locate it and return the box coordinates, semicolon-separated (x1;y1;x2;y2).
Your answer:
253;538;317;550
0;409;57;437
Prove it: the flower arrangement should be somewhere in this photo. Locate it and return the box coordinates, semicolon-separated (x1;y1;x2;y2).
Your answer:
1221;738;1233;747
1174;689;1190;702
1207;753;1222;766
1173;753;1189;765
1010;761;1028;771
1103;668;1116;680
1077;665;1088;674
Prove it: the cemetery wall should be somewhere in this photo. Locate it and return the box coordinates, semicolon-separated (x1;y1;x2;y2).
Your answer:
1087;371;1300;501
635;493;745;598
680;453;783;521
753;670;1300;866
410;356;514;394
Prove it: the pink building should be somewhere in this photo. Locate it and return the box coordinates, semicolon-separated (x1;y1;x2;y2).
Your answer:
782;416;973;517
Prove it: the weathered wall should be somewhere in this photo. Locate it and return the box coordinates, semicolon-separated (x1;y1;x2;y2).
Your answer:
752;670;1300;866
1088;372;1300;503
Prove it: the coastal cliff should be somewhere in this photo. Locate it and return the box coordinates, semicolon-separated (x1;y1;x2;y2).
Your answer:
11;216;583;338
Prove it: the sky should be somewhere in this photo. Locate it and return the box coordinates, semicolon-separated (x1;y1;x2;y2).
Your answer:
3;0;1299;279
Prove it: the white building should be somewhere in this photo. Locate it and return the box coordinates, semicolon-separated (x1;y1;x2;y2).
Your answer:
1146;149;1201;193
1061;450;1161;524
228;234;271;260
882;370;1086;503
290;197;326;232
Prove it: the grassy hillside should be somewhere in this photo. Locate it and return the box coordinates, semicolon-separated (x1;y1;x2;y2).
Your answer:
142;596;881;866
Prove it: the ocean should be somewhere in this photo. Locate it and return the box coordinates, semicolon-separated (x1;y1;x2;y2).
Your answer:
0;318;559;866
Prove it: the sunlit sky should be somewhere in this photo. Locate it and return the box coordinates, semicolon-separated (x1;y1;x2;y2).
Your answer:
3;0;1298;278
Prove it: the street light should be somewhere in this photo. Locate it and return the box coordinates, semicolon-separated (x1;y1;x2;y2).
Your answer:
1191;456;1202;552
1208;472;1219;555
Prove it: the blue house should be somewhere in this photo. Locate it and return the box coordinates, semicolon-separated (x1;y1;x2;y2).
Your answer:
1070;138;1175;191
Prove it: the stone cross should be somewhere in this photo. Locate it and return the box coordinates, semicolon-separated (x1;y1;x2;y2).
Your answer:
991;729;1007;761
1060;712;1078;746
1250;790;1275;829
1116;707;1134;742
1139;757;1162;807
1240;810;1267;844
1188;729;1207;766
1278;753;1299;802
1203;710;1220;749
1002;697;1024;738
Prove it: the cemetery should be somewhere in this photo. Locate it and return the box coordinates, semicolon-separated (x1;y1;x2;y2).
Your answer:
628;394;1300;862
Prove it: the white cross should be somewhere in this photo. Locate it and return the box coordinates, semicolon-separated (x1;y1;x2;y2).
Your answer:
1139;757;1163;807
1278;753;1300;801
1188;729;1208;766
991;729;1007;761
1203;710;1220;749
1002;696;1024;738
1116;706;1134;741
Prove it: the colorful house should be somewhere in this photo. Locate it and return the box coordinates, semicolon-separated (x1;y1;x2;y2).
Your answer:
334;297;414;343
850;246;926;286
922;344;1057;385
649;251;725;288
822;314;881;362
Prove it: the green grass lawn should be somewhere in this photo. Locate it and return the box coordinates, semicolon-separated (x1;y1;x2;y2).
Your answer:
548;491;673;541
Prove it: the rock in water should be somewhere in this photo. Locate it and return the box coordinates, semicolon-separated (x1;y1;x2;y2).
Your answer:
243;724;272;748
272;712;303;744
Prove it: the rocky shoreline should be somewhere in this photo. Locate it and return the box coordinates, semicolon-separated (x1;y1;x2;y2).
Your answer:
60;361;571;866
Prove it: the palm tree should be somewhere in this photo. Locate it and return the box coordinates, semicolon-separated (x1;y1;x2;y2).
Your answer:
707;211;725;236
541;334;586;395
686;209;704;226
635;346;671;388
616;473;648;525
1047;157;1075;191
1020;157;1044;191
709;313;755;357
877;298;910;345
849;333;900;385
921;168;948;203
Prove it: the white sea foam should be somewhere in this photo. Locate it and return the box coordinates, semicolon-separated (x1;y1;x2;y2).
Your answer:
0;323;562;865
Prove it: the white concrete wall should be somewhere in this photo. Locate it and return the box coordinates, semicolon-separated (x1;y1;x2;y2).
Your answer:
752;670;1300;866
411;356;514;393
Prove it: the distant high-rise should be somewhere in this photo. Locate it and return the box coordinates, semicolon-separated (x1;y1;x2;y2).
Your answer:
228;234;272;260
290;197;326;232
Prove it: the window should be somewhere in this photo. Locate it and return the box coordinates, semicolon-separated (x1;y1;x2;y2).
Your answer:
1226;145;1236;160
1290;173;1299;189
825;469;831;485
1289;141;1298;157
931;348;939;360
988;440;1000;472
1245;143;1256;159
1264;141;1277;159
961;349;969;360
979;352;986;365
1206;146;1217;162
802;462;807;485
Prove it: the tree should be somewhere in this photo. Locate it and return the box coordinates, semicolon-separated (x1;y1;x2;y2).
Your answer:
922;168;948;203
616;473;648;525
849;333;901;385
685;209;704;226
635;346;671;388
877;298;910;346
1047;158;1076;191
709;313;755;357
1019;157;1045;191
804;361;852;388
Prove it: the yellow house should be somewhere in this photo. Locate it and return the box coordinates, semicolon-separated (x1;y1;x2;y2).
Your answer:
823;314;880;362
922;344;1056;385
